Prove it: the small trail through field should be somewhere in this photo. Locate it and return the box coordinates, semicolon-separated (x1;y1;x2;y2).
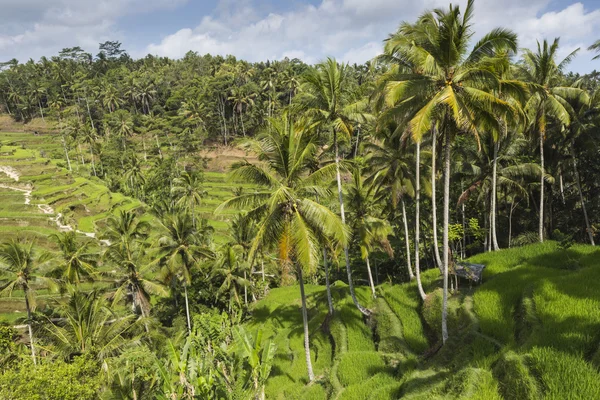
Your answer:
0;166;108;243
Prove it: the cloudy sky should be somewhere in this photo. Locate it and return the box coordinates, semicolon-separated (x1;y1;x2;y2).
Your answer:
1;0;599;73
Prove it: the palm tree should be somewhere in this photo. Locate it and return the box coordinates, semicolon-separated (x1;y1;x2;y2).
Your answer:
379;0;519;343
156;211;215;333
217;115;347;382
104;242;167;320
457;130;543;247
172;171;206;228
366;129;416;281
50;231;97;285
520;38;589;242
103;210;150;254
589;40;600;60
300;58;372;316
44;289;137;361
0;239;55;364
347;166;393;298
211;244;251;311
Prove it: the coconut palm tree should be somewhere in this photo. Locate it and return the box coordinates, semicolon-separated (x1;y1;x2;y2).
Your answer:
300;58;373;316
217;115;347;382
589;40;600;60
519;38;589;242
104;242;167;321
379;0;519;343
0;239;55;364
347;166;393;298
103;210;150;255
365;129;416;281
172;171;206;228
44;289;137;361
50;231;97;285
211;244;251;311
156;211;215;333
457;130;543;247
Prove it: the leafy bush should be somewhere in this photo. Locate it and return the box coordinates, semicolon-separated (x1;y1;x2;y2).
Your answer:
512;231;539;247
0;356;102;400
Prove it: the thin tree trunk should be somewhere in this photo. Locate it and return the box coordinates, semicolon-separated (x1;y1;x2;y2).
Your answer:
62;134;72;171
24;293;36;365
240;112;246;137
244;271;248;305
461;181;466;259
539;131;545;242
297;265;315;382
353;126;360;158
155;134;163;159
85;96;95;131
89;146;97;177
559;166;565;204
78;143;85;165
442;131;451;345
184;283;192;333
415;141;426;301
38;100;45;122
323;245;334;315
571;140;595;245
334;130;369;316
431;127;443;270
141;135;147;161
365;255;376;298
401;198;415;279
508;200;517;248
491;140;500;250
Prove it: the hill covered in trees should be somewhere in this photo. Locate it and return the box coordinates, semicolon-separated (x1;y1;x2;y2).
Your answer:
2;0;600;398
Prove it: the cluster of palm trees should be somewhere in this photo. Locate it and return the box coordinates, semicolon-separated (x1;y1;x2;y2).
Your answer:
2;0;600;388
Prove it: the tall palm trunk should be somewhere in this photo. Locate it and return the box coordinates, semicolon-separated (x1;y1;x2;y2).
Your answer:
491;140;500;250
24;292;36;365
441;131;451;345
89;146;97;177
333;130;368;316
183;283;191;333
415;141;426;301
365;256;376;298
400;198;415;279
38;100;45;122
539;131;545;242
323;246;334;315
431;128;443;270
62;134;72;172
571;140;595;245
297;265;315;382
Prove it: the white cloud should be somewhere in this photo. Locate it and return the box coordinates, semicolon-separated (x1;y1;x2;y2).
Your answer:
143;0;600;72
0;0;186;61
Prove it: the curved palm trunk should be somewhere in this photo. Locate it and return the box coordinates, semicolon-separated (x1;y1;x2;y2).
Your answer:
334;130;369;316
365;255;376;298
415;142;426;301
401;198;415;280
442;133;451;345
571;140;595;245
24;292;36;365
297;265;315;382
539;131;545;242
323;246;334;315
491;140;500;251
183;283;192;333
431;129;443;270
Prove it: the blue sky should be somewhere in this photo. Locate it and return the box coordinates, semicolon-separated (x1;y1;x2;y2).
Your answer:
1;0;599;73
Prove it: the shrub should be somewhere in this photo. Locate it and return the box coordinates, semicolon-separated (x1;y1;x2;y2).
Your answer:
0;355;102;400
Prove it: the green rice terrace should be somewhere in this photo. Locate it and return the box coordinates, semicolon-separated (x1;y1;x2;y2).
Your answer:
3;0;600;398
249;242;600;399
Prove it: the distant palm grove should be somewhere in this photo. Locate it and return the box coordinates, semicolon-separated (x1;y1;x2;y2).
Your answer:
2;1;600;399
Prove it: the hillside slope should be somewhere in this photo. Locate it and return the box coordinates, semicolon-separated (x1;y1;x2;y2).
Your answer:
250;242;600;399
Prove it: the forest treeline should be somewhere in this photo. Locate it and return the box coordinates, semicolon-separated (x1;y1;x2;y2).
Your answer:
2;0;600;398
